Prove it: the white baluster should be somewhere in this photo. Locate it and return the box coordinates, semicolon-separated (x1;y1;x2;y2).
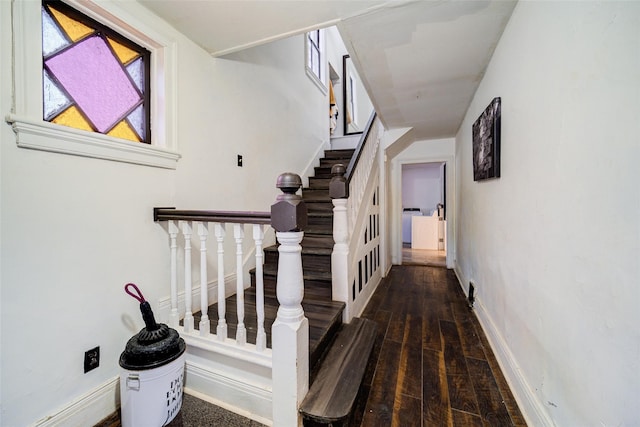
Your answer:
253;224;266;351
272;231;308;426
234;224;246;345
197;222;210;336
168;220;179;329
215;223;227;341
332;198;351;321
181;221;194;332
271;172;308;426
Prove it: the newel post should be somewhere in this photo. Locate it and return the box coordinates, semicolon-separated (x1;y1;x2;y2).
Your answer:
271;172;309;427
330;164;352;321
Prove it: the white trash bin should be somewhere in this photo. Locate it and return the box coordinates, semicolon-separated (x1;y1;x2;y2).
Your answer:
120;283;186;427
120;352;185;427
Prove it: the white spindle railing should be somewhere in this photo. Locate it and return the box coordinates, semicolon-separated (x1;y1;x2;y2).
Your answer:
332;115;384;321
347;118;382;230
155;210;272;352
214;223;227;340
155;173;309;426
253;224;267;351
181;220;194;332
197;222;210;335
234;223;247;345
168;220;179;329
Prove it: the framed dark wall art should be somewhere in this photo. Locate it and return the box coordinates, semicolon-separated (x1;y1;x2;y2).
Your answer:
472;97;501;181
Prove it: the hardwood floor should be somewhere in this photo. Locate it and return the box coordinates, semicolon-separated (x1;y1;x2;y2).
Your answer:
352;265;526;427
402;244;446;267
97;265;525;427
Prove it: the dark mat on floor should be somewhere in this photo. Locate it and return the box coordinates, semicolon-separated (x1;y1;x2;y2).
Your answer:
95;393;267;427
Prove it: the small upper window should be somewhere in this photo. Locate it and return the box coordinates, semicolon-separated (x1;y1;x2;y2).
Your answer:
42;0;151;143
307;30;322;81
305;29;326;94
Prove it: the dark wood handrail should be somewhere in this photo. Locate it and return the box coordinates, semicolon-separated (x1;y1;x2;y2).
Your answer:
344;111;377;186
154;207;271;224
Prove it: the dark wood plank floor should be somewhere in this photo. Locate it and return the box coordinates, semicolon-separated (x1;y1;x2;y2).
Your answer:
97;265;526;427
352;265;527;427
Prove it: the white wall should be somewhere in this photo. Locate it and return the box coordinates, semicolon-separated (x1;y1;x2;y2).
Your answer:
352;66;374;132
174;34;328;211
0;1;328;425
454;2;640;426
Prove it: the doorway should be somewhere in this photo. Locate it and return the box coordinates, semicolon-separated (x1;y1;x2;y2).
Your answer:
401;162;446;267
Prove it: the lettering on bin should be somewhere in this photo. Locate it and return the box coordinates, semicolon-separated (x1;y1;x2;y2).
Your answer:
166;372;184;419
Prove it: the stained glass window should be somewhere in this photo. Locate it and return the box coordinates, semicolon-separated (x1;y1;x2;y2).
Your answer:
42;0;151;143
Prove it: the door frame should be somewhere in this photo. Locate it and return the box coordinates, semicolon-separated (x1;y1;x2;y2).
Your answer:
390;155;456;269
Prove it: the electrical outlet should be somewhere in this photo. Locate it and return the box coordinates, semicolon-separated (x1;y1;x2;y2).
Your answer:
237;154;243;167
84;346;100;373
468;282;475;307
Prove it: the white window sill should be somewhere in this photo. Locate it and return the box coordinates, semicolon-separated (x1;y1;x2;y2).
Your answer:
306;67;328;95
6;114;181;169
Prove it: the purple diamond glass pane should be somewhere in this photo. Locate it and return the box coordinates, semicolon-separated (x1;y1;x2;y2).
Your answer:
45;36;140;133
128;104;144;140
42;7;69;57
126;57;144;92
43;70;71;120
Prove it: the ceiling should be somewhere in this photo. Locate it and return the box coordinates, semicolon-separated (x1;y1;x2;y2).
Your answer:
138;0;516;141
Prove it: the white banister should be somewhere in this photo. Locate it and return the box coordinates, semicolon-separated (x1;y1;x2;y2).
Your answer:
347;119;381;230
181;220;194;332
274;232;305;322
272;231;308;427
234;223;247;345
168;220;179;329
154;172;307;426
270;172;308;427
331;198;350;315
154;209;271;348
331;116;384;322
253;224;267;351
197;222;210;336
214;223;227;341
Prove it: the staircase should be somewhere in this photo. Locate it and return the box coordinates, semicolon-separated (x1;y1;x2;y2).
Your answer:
191;148;378;424
192;149;351;361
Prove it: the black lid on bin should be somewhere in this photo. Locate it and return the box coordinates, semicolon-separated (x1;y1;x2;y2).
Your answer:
119;283;186;370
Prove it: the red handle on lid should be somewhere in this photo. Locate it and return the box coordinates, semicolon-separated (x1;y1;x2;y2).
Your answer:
124;283;146;303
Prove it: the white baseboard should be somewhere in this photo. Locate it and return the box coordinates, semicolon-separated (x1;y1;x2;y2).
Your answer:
32;377;119;427
184;361;273;426
453;264;554;427
30;361;274;426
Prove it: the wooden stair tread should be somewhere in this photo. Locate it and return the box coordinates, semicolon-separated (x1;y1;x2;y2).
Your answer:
192;292;344;364
308;212;333;218
323;149;355;158
303;197;332;203
300;317;378;423
254;264;332;282
264;245;332;256
304;226;332;235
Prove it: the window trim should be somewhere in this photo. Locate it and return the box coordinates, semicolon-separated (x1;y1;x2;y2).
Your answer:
7;0;180;169
304;29;327;95
42;0;152;143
